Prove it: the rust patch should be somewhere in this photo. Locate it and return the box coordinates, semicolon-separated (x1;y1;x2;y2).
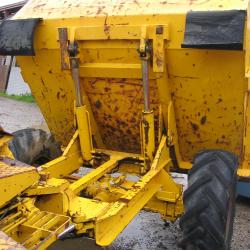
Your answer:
104;16;110;37
84;78;159;153
58;28;70;70
169;74;200;80
190;121;199;132
200;116;207;125
95;100;102;109
119;197;130;203
216;98;223;104
156;56;163;68
142;119;150;145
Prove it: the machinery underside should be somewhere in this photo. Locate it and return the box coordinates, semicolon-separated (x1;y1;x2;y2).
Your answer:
0;131;183;248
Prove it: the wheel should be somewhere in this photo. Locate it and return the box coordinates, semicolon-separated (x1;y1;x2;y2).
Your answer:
8;128;62;165
179;150;238;250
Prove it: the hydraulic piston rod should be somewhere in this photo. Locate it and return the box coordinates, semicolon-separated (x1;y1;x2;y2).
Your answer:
71;58;83;107
70;55;93;161
140;49;155;171
141;56;150;113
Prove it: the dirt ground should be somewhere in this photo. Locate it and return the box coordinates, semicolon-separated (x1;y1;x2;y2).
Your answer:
0;96;250;250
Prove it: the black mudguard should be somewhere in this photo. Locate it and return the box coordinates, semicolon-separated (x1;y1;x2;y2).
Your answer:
182;10;246;50
0;18;41;56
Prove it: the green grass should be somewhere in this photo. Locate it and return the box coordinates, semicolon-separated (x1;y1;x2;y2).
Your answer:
0;93;35;103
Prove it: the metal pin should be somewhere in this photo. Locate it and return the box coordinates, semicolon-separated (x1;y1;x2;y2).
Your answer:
57;224;76;239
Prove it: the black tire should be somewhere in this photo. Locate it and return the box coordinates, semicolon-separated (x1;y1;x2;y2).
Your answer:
8;128;62;165
179;150;238;250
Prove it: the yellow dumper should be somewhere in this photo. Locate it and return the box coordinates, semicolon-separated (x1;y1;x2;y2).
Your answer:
0;0;249;249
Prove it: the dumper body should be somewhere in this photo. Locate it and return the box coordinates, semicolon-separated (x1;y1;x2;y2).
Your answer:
13;0;249;165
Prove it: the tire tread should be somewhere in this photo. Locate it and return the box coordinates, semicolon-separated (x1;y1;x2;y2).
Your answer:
179;150;238;250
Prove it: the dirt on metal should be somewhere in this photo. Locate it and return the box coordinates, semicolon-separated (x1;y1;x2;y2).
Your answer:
0;96;249;250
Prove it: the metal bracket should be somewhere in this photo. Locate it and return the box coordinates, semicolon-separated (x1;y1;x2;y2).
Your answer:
153;25;166;73
58;28;70;70
58;27;79;70
59;25;168;73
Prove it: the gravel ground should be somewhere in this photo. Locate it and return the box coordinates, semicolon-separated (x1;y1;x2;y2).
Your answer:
0;96;249;250
0;97;48;133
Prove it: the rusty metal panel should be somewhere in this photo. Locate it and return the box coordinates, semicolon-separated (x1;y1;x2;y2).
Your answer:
83;78;159;153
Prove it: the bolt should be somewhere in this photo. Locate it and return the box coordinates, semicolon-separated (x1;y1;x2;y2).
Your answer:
156;25;163;35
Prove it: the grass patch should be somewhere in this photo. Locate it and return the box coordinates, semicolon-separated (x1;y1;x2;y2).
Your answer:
0;93;35;103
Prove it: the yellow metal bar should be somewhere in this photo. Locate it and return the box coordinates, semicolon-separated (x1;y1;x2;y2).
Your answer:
22;230;44;248
24;212;45;225
74;25;169;41
3;218;27;234
25;178;69;196
238;168;250;179
69;197;110;223
40;217;62;230
70;158;119;194
76;105;93;161
152;25;165;73
79;63;143;79
141;111;155;171
32;214;54;228
0;211;22;229
95;172;163;246
83;91;105;149
41;131;83;178
94;148;142;160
